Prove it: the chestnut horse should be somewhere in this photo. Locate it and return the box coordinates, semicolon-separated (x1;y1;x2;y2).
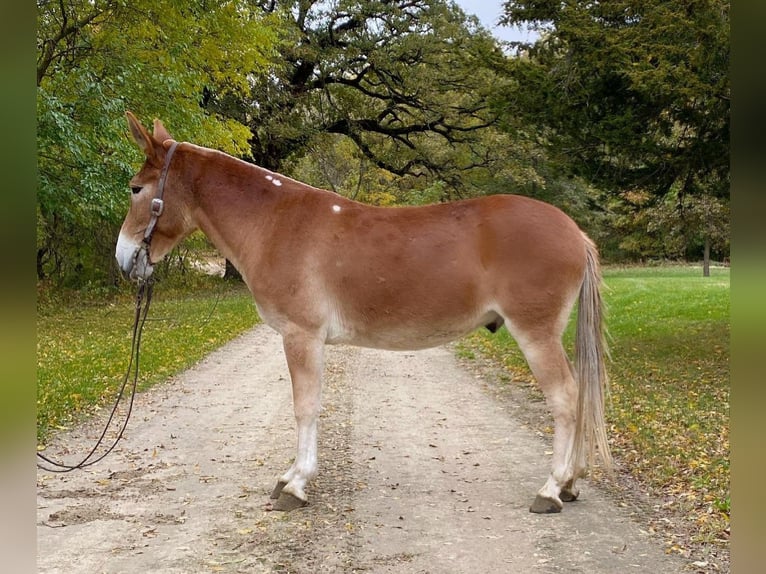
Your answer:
116;112;611;513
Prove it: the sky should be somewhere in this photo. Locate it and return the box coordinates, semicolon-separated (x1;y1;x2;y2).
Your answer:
452;0;538;44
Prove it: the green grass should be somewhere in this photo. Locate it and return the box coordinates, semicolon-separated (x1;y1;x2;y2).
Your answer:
37;279;259;444
459;265;730;545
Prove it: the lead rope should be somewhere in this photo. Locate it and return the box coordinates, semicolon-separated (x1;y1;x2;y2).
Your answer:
36;278;154;472
38;140;176;472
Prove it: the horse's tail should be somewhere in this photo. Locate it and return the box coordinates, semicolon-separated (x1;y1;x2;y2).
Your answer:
573;235;613;473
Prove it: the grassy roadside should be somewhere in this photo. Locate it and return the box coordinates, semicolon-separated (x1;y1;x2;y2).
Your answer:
458;265;730;552
37;278;259;444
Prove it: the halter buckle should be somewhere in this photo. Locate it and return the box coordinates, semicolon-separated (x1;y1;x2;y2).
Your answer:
150;198;164;217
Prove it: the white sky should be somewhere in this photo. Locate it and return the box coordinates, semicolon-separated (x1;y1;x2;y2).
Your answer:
451;0;538;44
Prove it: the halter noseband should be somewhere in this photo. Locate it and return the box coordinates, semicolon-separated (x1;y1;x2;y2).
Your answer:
142;140;180;248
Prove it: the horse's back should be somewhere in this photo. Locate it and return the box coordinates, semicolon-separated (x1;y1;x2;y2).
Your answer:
321;193;587;291
310;193;587;348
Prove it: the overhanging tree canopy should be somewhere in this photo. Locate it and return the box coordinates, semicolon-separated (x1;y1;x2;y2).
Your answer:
207;0;505;189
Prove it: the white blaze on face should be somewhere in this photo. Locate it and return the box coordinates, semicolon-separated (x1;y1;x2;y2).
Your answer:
332;205;341;213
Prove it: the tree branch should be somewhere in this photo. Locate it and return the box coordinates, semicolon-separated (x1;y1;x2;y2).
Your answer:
37;1;112;85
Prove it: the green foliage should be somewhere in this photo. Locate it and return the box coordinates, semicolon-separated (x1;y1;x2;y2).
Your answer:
214;1;505;181
459;265;730;544
496;0;729;259
37;279;258;443
611;188;730;261
37;0;278;286
283;133;401;205
499;0;729;191
645;192;730;259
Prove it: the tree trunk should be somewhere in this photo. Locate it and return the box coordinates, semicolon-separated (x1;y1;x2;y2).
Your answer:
223;258;243;281
703;237;710;277
37;248;48;280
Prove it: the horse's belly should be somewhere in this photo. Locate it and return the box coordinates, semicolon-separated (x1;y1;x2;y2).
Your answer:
325;310;496;351
327;329;461;351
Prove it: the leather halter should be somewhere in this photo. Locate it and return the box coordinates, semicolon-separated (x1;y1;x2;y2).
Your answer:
142;140;180;248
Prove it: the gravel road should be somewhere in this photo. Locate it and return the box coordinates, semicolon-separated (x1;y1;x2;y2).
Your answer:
37;325;689;573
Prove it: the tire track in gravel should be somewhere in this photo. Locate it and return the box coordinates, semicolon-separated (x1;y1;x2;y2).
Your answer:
37;325;689;573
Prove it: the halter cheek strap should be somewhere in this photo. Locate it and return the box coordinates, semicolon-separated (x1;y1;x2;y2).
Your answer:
142;140;180;247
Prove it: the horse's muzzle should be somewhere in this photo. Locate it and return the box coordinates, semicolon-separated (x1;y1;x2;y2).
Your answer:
116;233;154;281
129;247;154;281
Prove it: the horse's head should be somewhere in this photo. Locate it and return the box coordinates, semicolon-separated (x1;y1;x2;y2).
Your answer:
116;112;194;281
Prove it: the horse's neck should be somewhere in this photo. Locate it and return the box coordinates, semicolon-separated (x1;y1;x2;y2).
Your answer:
189;151;296;269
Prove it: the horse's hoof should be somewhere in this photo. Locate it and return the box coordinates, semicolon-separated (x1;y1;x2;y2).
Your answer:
273;491;308;512
560;488;579;502
529;495;563;514
270;480;287;500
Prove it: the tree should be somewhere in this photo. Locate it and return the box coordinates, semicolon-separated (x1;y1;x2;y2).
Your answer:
37;0;277;285
647;191;730;274
205;0;506;195
606;188;729;270
496;0;729;267
284;133;400;205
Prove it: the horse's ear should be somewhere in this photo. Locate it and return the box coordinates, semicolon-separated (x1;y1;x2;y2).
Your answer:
153;119;173;144
126;111;155;158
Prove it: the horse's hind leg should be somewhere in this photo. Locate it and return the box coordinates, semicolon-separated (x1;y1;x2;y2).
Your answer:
514;335;582;513
557;356;586;503
271;330;324;511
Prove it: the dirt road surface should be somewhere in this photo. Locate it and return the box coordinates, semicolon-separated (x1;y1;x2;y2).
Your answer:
38;325;689;573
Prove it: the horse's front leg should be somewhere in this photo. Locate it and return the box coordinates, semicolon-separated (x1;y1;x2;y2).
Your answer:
270;331;325;511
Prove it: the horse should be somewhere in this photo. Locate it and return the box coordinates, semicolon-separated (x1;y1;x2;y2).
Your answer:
116;112;612;514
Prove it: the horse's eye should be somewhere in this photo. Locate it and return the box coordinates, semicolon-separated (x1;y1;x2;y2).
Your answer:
131;186;143;194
